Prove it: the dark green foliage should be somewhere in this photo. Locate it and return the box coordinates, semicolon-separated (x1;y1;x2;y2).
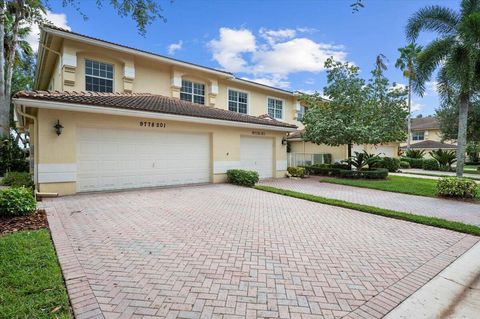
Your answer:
0;135;29;176
423;158;440;171
374;157;401;172
323;154;332;164
226;169;259;187
437;177;478;198
0;187;36;217
405;149;425;158
401;157;425;168
400;160;411;169
344;151;381;170
287;167;306;178
1;171;33;188
337;168;389;179
429;149;457;170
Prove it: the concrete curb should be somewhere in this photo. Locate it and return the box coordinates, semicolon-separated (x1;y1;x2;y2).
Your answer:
385;241;480;318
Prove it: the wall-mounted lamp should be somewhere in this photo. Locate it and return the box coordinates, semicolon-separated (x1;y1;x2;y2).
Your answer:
281;137;287;145
54;120;63;136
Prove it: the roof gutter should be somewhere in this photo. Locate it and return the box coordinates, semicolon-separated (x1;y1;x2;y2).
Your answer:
12;98;297;132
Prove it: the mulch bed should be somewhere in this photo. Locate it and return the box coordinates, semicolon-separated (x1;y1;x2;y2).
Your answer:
0;210;48;236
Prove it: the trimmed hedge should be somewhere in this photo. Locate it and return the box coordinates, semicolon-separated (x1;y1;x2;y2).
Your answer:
399;160;411;169
437;177;478;199
287;167;306;178
226;169;259;187
422;158;440;171
401;157;424;169
0;187;37;217
1;172;33;188
303;164;388;179
374;157;401;172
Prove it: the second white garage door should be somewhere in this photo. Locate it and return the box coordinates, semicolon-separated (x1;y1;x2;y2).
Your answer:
77;127;210;192
240;136;273;178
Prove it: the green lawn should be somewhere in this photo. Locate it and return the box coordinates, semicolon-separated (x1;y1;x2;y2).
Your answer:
465;164;479;170
321;175;480;199
0;230;72;319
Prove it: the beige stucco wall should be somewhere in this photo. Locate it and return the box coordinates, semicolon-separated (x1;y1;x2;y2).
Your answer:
401;128;443;146
33;108;288;195
290;141;347;163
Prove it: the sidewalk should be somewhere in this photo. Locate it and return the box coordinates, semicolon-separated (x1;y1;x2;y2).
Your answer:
401;168;480;180
259;177;480;226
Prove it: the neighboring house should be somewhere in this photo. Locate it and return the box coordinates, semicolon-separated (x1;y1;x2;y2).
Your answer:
400;117;457;156
13;25;305;195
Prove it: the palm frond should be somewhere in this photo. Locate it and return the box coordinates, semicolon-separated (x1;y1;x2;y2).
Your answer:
461;0;480;16
406;5;460;41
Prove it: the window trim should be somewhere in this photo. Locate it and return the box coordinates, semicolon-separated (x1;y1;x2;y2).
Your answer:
226;87;250;115
84;58;115;93
266;96;285;120
180;79;206;105
412;131;425;141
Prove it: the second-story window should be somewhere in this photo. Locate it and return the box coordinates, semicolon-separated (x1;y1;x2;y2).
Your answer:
228;89;248;114
412;131;425;141
268;97;283;119
180;80;205;105
85;59;113;92
297;105;307;121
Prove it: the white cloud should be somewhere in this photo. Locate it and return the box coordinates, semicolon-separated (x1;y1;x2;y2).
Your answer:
208;28;256;72
208;27;347;89
167;40;183;55
424;81;438;96
26;10;71;52
411;101;423;113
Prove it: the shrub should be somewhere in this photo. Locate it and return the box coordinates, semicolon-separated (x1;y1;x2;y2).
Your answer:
323;154;332;164
374;157;401;172
399;161;411;169
337;168;389;179
429;149;456;171
1;171;33;188
0;135;29;176
226;169;259;187
0;187;37;217
401;157;424;168
287;167;306;178
437;177;478;199
423;158;440;171
344;151;381;170
405;149;425;159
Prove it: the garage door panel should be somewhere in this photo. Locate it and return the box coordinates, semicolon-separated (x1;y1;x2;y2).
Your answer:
77;128;210;192
240;136;273;179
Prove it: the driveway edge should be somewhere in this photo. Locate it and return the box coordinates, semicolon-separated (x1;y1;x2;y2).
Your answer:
47;207;105;319
344;236;479;319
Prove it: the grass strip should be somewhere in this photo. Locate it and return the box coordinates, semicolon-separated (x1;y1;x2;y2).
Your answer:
255;185;480;236
0;229;72;319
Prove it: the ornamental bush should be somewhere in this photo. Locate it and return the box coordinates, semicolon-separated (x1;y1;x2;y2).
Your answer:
401;157;424;168
374;157;401;172
422;158;440;171
287;167;306;178
226;169;259;187
1;171;33;188
399;160;411;169
0;187;37;217
437;177;478;199
337;168;389;179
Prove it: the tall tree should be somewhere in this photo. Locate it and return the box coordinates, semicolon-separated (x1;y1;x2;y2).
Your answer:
406;0;480;177
300;58;408;160
0;0;169;136
395;43;422;151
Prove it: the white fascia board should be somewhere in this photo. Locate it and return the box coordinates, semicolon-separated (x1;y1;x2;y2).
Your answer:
13;98;297;132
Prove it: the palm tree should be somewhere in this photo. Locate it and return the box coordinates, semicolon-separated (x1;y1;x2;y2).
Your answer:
406;0;480;177
395;43;422;151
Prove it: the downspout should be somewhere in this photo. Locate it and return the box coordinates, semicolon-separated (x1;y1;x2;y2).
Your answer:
15;104;58;198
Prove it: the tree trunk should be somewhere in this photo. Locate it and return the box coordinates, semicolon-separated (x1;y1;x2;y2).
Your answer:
406;77;412;151
347;143;352;170
456;93;469;177
0;3;7;136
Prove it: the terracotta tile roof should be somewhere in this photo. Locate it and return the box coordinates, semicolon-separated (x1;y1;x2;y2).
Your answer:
400;140;457;150
286;130;304;139
411;117;440;130
13;91;297;129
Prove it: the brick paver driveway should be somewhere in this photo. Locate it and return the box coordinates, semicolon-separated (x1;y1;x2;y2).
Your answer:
43;184;478;319
259;177;480;226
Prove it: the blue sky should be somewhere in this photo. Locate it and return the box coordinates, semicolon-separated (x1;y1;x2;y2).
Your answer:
37;0;460;116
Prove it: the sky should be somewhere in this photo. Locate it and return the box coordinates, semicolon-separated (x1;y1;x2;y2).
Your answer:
31;0;461;116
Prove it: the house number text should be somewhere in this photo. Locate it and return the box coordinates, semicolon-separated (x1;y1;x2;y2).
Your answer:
139;121;166;128
251;131;265;136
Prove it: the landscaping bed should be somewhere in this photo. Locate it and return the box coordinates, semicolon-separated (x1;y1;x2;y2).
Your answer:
321;175;480;200
0;209;48;236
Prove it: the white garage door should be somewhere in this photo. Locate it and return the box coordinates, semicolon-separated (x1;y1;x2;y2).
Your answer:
77;127;210;192
240;136;273;179
372;145;396;157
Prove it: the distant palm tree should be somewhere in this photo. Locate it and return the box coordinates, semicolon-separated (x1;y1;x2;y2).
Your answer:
406;0;480;177
395;43;422;151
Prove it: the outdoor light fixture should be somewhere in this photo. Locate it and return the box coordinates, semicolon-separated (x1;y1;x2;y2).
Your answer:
281;137;287;145
54;120;63;136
